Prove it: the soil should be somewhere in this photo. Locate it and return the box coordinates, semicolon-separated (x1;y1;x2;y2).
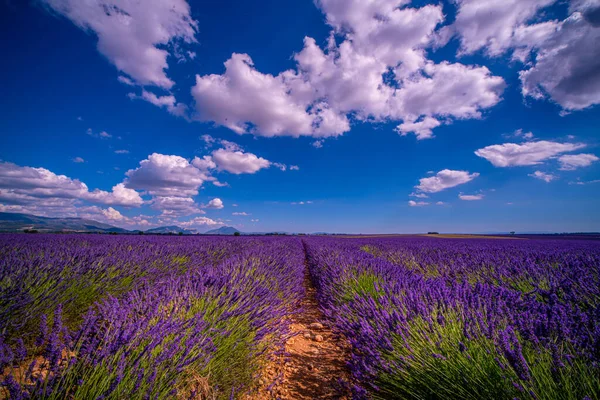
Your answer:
246;267;351;400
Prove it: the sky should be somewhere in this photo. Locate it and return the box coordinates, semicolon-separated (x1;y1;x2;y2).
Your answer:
0;0;599;234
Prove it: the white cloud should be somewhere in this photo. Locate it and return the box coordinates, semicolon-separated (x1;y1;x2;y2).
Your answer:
396;117;441;140
125;153;208;197
211;148;271;174
520;11;600;111
290;165;300;171
251;219;259;222
475;141;586;167
117;76;134;86
569;179;600;185
101;206;124;220
150;196;204;216
128;90;188;117
205;198;224;209
441;0;556;56
87;183;144;207
86;129;111;139
114;150;129;154
436;201;447;205
273;163;287;172
510;129;534;140
232;212;250;216
558;153;599;170
125;153;209;216
312;140;324;148
0;162;143;212
72;157;85;163
179;216;222;228
443;0;600;112
459;193;484;201
200;134;215;147
292;201;313;205
409;192;429;199
416;169;479;193
528;171;557;182
191;53;349;137
42;0;197;88
408;200;429;207
188;1;504;140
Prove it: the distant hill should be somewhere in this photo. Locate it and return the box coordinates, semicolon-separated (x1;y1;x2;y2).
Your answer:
204;226;241;235
0;212;129;233
145;225;197;235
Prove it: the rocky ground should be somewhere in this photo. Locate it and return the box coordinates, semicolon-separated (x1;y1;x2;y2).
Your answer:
246;269;351;400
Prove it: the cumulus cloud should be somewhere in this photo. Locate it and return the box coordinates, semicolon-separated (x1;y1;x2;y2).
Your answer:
443;0;600;112
179;216;222;228
0;162;143;220
72;157;85;163
475;141;586;167
125;153;208;197
150;196;204;217
211;148;271;174
529;171;557;182
408;200;429;207
205;198;224;209
101;206;124;220
191;53;349;137
125;153;209;216
290;165;300;171
558;153;599;170
87;183;144;207
396;117;441;140
232;212;250;216
416;169;479;193
520;11;600;111
441;0;556;56
459;193;484;201
410;192;429;199
189;2;504;139
42;0;197;88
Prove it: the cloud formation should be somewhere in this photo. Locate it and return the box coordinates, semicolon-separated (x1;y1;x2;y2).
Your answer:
42;0;198;88
529;171;557;182
475;141;586;167
416;169;479;193
190;1;504;139
459;193;484;201
558;153;599;170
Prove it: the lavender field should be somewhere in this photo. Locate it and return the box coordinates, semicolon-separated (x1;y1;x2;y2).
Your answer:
1;234;599;399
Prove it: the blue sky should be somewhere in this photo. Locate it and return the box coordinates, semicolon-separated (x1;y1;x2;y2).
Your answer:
0;0;599;233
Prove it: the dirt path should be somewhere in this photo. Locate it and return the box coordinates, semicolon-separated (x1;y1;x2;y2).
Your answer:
246;265;351;400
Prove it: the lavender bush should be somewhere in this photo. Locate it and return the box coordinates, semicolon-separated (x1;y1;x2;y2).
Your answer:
304;237;600;399
1;235;305;399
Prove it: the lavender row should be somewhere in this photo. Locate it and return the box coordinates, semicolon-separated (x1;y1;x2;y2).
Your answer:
360;237;600;311
304;237;600;399
1;235;306;399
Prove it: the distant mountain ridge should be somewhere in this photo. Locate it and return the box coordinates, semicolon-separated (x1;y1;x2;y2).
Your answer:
145;225;197;235
0;212;129;233
0;212;243;235
204;226;240;235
